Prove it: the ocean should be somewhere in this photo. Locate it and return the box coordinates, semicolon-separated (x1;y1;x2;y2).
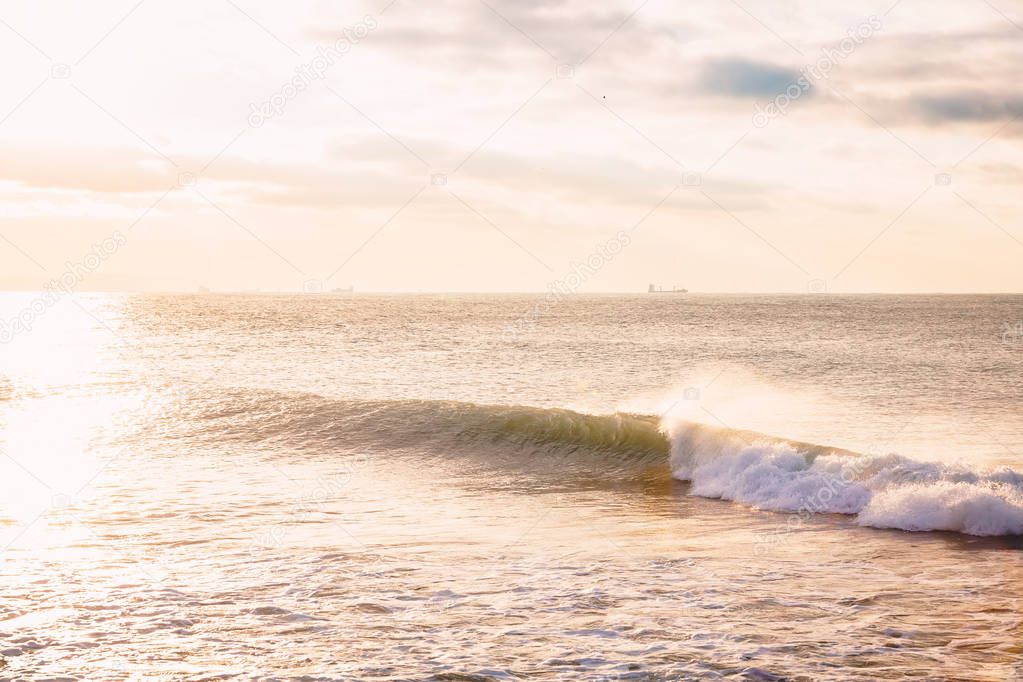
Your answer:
0;293;1021;680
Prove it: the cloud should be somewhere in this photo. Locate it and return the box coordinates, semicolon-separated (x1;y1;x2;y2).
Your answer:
977;161;1023;183
307;1;658;65
699;58;808;99
911;91;1023;123
327;135;772;209
812;22;1023;130
0;146;176;194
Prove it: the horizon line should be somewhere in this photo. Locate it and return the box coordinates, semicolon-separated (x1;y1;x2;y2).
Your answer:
1;289;1022;296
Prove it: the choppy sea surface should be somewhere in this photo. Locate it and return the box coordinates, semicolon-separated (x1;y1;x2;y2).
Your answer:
0;293;1021;681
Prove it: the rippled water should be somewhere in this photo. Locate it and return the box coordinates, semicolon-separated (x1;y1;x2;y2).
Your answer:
0;293;1021;680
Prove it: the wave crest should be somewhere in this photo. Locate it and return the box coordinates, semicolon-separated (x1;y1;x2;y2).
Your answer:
665;420;1023;536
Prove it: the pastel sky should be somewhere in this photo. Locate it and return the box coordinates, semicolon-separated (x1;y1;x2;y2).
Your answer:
1;0;1021;292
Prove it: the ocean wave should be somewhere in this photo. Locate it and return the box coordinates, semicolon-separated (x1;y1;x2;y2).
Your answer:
182;389;670;472
181;389;1023;536
666;421;1023;536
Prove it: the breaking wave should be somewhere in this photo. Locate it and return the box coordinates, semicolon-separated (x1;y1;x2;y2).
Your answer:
667;420;1023;537
183;389;1023;536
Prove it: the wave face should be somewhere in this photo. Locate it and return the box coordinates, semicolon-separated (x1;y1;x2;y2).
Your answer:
666;420;1023;536
182;390;1023;536
183;390;670;474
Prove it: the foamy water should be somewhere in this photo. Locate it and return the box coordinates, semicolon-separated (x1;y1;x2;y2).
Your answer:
0;293;1021;680
667;421;1023;536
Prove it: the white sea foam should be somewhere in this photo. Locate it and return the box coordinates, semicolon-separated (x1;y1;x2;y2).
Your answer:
665;420;1023;536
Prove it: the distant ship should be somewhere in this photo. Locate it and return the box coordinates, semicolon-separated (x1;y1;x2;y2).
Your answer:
648;284;687;293
331;286;354;294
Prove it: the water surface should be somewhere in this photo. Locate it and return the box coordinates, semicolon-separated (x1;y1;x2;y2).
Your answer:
1;293;1021;680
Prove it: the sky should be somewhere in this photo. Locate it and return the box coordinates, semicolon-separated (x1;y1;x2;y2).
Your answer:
0;0;1021;293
